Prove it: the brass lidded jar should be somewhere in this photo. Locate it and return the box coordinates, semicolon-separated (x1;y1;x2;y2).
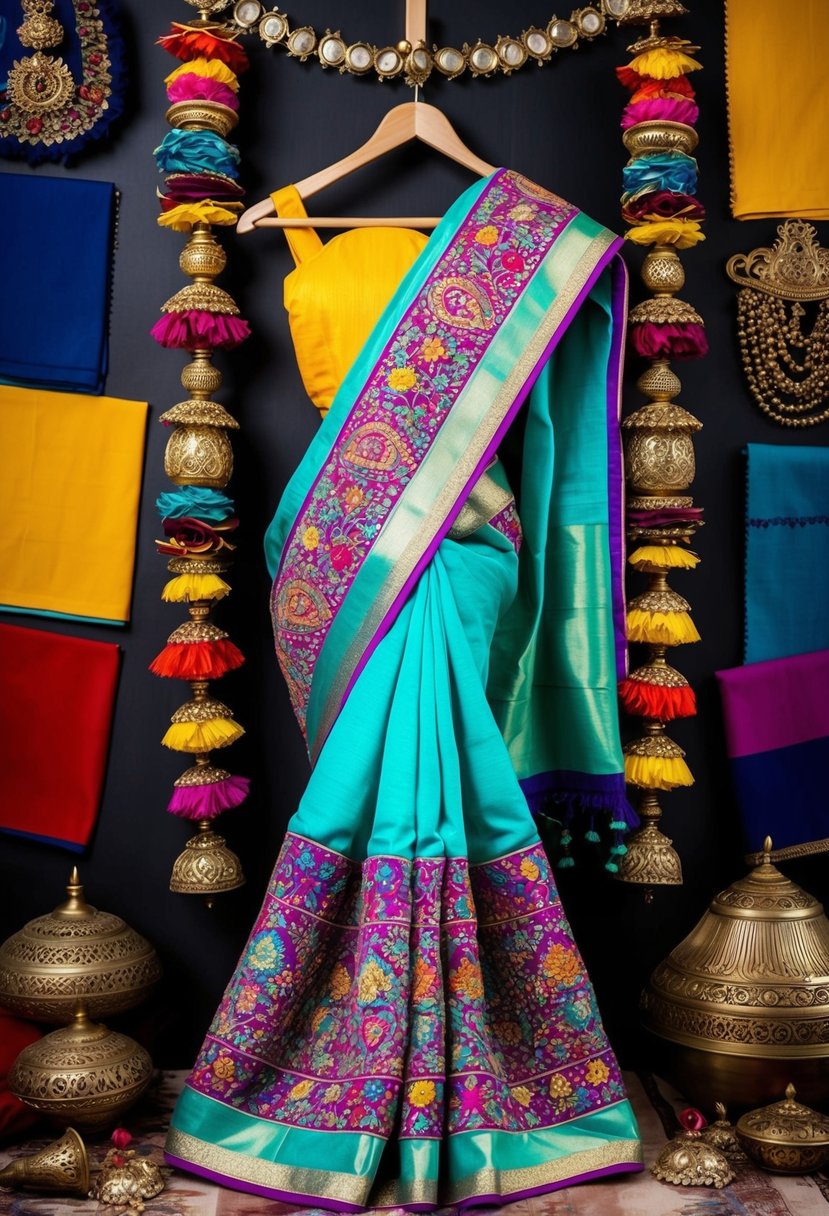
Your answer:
736;1085;829;1173
641;841;829;1109
0;869;161;1023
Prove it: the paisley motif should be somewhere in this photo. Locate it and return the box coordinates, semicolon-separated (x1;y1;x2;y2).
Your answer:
342;421;413;474
428;275;496;331
277;579;332;632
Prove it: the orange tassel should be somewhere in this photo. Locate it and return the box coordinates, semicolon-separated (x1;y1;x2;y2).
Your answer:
619;678;696;720
150;638;244;680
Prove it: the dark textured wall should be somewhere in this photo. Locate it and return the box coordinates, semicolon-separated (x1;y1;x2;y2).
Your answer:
2;0;827;1067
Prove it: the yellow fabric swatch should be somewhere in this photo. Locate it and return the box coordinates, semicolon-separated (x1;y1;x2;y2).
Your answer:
272;185;427;417
727;0;829;219
0;386;147;624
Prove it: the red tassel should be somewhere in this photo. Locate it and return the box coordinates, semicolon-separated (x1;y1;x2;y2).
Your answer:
149;638;245;680
157;25;250;74
619;678;697;720
630;321;709;360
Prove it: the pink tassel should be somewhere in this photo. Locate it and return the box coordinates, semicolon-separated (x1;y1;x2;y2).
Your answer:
167;774;250;820
151;310;250;350
630;321;709;360
167;75;240;110
621;97;699;129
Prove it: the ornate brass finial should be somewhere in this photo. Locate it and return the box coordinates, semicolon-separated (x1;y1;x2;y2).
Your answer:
727;221;829;302
618;0;688;26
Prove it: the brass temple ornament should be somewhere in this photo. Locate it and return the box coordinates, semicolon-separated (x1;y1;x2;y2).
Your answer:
218;2;631;86
0;0;122;158
727;220;829;427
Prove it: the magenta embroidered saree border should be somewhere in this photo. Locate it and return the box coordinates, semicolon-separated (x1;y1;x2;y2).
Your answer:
270;170;620;756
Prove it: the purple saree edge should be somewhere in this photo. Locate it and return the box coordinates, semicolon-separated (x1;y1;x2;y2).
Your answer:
339;228;625;728
163;1153;643;1212
607;255;629;683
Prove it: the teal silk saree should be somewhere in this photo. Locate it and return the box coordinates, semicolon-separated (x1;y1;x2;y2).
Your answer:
166;170;642;1208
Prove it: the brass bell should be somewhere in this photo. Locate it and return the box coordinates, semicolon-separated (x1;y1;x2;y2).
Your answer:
0;1127;89;1195
170;819;245;905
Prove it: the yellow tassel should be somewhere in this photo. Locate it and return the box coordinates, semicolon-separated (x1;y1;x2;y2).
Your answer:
161;717;244;753
165;58;240;90
625;219;705;250
625;753;694;790
162;572;231;602
628;545;700;571
158;203;240;232
628;48;702;80
627;609;701;645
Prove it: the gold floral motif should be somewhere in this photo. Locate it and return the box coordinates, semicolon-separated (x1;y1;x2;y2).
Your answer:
357;959;390;1003
449;956;484;1000
585;1058;610;1085
408;1079;436;1107
386;366;417;392
541;942;581;985
512;1085;533;1107
288;1079;314;1100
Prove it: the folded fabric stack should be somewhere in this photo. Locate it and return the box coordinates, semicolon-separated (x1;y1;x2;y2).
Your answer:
718;445;829;860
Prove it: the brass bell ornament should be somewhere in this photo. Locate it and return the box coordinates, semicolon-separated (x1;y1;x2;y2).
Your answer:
642;839;829;1109
0;868;161;1023
0;1127;90;1195
651;1108;735;1188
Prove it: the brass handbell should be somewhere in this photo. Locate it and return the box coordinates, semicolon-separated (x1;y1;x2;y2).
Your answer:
0;1127;90;1195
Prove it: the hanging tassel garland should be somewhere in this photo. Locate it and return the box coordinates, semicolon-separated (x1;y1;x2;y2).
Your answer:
150;635;244;679
622;191;705;224
162;717;244;752
625;218;705;250
166;74;241;109
629;74;696;103
626;608;701;646
162;695;244;753
158;25;250;74
157;203;241;232
629;320;709;359
625;752;694;790
628;545;700;571
619;668;697;720
162;571;231;602
167;763;250;819
165;58;240;92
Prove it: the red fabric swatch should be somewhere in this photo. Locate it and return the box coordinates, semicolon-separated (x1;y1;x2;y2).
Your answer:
0;1010;42;1139
0;623;120;849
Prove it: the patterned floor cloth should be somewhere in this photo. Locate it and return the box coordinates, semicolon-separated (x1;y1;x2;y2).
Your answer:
1;1071;828;1215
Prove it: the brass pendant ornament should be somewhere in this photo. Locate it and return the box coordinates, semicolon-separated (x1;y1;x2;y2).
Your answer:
727;220;829;427
0;0;123;160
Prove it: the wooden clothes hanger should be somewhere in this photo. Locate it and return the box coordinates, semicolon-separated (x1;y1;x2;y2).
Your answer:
236;98;497;234
236;0;496;234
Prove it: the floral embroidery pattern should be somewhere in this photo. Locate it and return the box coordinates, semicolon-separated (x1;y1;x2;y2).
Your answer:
271;171;574;739
186;833;626;1142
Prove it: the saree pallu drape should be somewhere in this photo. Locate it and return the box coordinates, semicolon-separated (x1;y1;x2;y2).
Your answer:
167;170;642;1209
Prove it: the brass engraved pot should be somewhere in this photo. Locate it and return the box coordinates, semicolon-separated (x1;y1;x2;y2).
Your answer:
623;119;699;158
736;1085;829;1173
0;870;161;1024
622;401;702;495
642;844;829;1110
165;100;239;140
164;423;233;488
9;1007;153;1131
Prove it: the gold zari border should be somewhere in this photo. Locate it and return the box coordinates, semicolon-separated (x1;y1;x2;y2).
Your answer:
167;1127;642;1207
